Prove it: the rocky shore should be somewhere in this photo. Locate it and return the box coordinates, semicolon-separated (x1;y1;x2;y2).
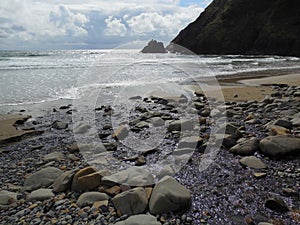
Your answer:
0;74;299;225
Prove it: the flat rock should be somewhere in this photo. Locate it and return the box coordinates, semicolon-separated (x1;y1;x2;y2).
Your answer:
229;138;259;155
53;170;75;193
178;136;203;149
72;166;109;192
239;156;267;169
114;214;161;225
43;151;64;162
112;187;148;215
76;192;109;207
149;176;190;215
101;167;155;187
259;135;300;157
27;188;54;202
52;121;68;129
23;167;63;191
273;119;293;129
73;123;91;134
0;190;17;207
168;119;193;132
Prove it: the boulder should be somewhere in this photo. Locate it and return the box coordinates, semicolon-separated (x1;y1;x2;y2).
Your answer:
141;40;167;54
149;176;190;214
229;138;259;155
0;190;17;207
23;167;63;191
239;156;267;169
71;166;109;192
259;135;300;157
112;187;148;215
53;170;75;193
168;119;193;132
114;214;161;225
101;167;155;187
76;192;109;207
214;134;236;148
43;151;64;162
217;123;243;140
52;121;68;130
27;189;54;202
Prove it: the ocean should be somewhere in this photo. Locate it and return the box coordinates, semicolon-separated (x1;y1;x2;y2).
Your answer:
0;49;300;108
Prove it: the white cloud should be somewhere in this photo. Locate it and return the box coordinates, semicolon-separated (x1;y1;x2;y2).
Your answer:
104;16;127;37
0;0;210;49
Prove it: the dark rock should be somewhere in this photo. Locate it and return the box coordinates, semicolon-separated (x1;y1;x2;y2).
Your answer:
141;40;167;54
230;138;259;155
259;135;300;157
168;0;300;56
52;121;68;130
265;196;289;212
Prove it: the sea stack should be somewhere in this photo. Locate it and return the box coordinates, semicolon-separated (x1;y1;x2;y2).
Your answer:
168;0;300;56
141;39;167;53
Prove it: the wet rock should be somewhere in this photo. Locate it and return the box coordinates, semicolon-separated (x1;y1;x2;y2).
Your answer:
265;196;289;212
43;151;64;162
112;126;129;140
52;121;68;130
72;166;109;192
259;135;300;157
168;119;193;132
76;192;109;208
178;136;203;149
217;123;242;139
239;156;267;169
229;138;259;155
53;170;75;193
23;167;63;191
27;188;54;202
112;187;148;215
73;123;91;134
101;167;155;187
0;190;17;207
214;134;236;148
114;214;161;225
149;176;190;214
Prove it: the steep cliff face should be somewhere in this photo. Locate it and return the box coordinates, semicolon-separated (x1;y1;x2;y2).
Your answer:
169;0;300;56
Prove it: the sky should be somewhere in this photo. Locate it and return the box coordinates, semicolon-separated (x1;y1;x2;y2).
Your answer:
0;0;213;50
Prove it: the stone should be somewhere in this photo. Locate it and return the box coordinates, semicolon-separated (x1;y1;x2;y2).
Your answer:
71;166;109;192
178;136;203;149
148;117;165;126
103;186;121;196
149;176;190;214
216;123;243;139
43;151;64;162
273;119;293;129
114;214;161;225
112;187;148;216
259;135;300;157
76;192;109;208
27;189;54;202
73;123;91;134
268;125;290;136
92;200;108;209
24;167;63;191
157;165;175;180
67;144;80;153
53;170;75;193
112;126;129;140
0;190;17;207
52;121;68;130
214;134;236;148
141;39;167;54
135;121;149;129
265;196;289;212
229;138;259;155
253;172;267;178
239;156;267;169
258;223;274;225
101;167;155;187
168;119;193;132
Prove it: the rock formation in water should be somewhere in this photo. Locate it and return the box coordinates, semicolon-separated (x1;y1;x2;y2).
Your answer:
168;0;300;56
141;40;167;53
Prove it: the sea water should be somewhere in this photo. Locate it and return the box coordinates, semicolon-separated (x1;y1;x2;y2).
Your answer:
0;49;299;107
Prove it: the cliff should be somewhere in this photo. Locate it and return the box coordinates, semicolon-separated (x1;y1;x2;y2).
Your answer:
168;0;300;56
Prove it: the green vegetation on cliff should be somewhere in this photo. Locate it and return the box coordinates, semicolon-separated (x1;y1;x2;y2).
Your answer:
169;0;300;56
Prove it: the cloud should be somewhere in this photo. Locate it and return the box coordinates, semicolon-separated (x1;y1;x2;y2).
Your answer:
0;0;212;49
104;16;127;37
